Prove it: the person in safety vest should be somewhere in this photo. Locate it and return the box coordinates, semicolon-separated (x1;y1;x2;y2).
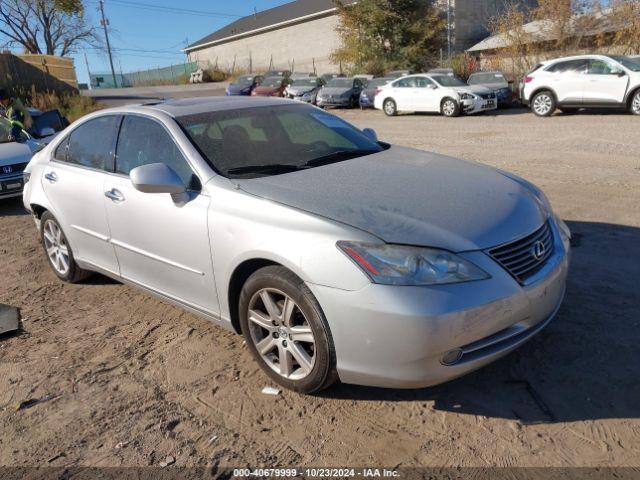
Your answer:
0;89;32;141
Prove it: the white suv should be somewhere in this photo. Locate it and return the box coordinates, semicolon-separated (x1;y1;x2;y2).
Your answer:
521;55;640;116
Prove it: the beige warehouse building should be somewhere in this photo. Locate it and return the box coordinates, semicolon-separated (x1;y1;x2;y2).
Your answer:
184;0;537;74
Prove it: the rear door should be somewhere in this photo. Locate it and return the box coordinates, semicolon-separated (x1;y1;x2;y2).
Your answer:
41;115;120;275
545;59;588;103
103;114;219;314
391;77;418;110
584;59;629;104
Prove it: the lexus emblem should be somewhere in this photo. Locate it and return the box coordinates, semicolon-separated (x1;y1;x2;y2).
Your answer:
2;166;12;174
532;240;546;260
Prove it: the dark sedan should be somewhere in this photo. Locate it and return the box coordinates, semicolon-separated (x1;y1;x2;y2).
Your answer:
226;75;265;96
468;71;513;106
251;77;290;97
316;77;365;108
359;77;393;109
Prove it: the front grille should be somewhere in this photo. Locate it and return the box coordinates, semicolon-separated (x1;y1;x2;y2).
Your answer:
480;93;496;100
488;221;554;283
0;162;28;177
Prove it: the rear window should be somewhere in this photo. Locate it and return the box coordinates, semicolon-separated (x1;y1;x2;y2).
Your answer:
469;73;506;84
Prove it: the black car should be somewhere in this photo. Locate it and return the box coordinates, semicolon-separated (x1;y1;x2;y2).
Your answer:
226;74;265;96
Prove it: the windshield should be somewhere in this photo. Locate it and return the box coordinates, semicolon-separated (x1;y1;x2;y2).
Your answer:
292;78;318;87
327;78;353;88
176;104;383;178
232;75;254;86
261;77;283;87
468;73;506;84
431;75;467;87
367;78;391;88
608;55;640;72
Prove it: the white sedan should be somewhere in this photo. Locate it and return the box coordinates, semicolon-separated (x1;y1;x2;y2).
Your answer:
374;74;498;117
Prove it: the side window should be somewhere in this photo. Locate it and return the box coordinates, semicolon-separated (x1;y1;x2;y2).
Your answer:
116;116;201;191
416;77;435;88
65;116;120;171
588;60;619;75
395;77;417;88
53;136;69;162
547;60;588;74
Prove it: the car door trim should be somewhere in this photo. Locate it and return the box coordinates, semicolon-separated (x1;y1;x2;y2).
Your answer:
71;224;110;242
109;238;205;276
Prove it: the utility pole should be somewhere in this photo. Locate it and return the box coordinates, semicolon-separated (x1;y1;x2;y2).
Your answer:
99;0;118;88
446;0;452;62
84;52;92;90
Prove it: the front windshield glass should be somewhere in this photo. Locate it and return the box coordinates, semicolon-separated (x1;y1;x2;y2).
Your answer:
327;78;353;88
176;104;383;178
233;75;254;86
261;77;283;87
608;55;640;72
292;78;318;87
431;75;467;87
367;78;391;88
469;73;506;84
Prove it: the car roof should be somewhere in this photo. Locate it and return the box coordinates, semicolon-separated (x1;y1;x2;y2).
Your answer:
130;96;299;117
543;54;613;64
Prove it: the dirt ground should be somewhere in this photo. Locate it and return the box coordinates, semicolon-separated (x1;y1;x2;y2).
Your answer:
1;106;639;470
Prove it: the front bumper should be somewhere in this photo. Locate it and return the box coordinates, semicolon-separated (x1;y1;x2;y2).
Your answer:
317;97;351;107
462;96;498;114
0;173;25;199
308;220;570;388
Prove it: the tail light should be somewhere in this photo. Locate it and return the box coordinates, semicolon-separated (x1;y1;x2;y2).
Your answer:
375;87;383;96
524;76;534;83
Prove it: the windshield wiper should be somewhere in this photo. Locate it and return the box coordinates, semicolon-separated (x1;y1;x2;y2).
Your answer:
226;163;305;176
304;149;380;168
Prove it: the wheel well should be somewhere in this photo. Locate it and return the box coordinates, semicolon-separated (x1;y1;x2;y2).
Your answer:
530;87;556;102
383;97;395;105
30;204;47;219
626;86;640;107
227;258;280;334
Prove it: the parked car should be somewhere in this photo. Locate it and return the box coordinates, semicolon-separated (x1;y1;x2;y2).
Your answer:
521;54;640;116
359;77;393;109
251;77;290;97
226;74;264;96
284;77;326;104
319;73;345;83
374;74;497;117
468;71;513;106
428;68;454;76
264;70;291;78
27;108;69;139
290;72;317;80
387;70;412;78
316;77;365;108
22;97;570;393
1;117;45;200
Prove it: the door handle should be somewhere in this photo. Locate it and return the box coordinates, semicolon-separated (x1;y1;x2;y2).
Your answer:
44;172;58;183
104;188;125;203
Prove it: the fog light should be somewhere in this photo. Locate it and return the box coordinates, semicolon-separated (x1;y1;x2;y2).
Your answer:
441;348;463;366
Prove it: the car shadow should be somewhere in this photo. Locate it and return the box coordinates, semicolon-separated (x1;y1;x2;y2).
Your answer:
0;198;28;217
320;220;640;424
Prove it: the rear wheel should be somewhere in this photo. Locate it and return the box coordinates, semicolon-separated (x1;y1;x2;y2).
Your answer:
383;98;397;116
441;98;460;117
239;266;337;394
630;90;640;115
40;212;91;283
531;91;556;117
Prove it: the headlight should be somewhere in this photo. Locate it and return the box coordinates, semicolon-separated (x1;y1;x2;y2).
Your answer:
337;241;490;286
459;93;475;100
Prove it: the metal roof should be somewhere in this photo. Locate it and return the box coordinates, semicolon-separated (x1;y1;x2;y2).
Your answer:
185;0;357;53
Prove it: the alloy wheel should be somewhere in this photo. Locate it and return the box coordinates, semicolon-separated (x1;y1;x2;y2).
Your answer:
442;100;456;116
247;288;316;380
533;94;553;116
384;100;396;116
632;93;640;115
43;219;70;276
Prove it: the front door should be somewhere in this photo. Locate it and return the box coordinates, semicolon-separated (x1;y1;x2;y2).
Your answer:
414;76;441;112
104;114;219;314
584;59;629;104
41;115;120;275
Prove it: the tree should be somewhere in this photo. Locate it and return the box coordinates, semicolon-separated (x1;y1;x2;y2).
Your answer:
331;0;446;75
0;0;98;57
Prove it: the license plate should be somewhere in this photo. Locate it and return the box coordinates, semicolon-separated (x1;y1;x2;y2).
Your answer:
485;100;495;108
6;182;22;190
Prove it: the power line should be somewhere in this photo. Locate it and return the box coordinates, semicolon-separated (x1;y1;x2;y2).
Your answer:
87;0;242;19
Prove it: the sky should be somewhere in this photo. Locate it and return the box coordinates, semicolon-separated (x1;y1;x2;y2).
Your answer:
73;0;290;84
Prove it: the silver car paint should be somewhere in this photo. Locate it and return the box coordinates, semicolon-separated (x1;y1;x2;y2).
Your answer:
23;97;569;388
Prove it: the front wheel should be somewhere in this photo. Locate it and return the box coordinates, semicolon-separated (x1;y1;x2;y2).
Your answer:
630;90;640;115
40;211;91;283
531;91;556;117
239;266;337;394
383;98;397;116
441;98;460;117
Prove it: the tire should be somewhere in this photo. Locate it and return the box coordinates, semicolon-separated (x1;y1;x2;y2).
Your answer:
559;107;579;114
239;266;337;394
441;97;460;117
630;90;640;115
383;98;397;116
40;211;91;283
531;90;556;117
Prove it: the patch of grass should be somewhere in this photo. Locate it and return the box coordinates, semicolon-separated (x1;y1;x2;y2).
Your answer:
26;88;104;122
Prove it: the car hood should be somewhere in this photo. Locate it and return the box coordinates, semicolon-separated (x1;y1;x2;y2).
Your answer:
0;140;36;167
320;87;352;96
447;85;493;95
287;86;316;95
228;84;251;93
235;146;547;251
254;86;278;94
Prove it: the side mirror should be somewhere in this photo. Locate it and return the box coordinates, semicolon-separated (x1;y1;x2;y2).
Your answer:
130;163;186;198
362;128;378;143
427;84;437;89
617;70;626;77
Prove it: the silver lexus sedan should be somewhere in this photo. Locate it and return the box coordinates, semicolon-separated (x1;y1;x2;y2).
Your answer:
22;97;570;393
